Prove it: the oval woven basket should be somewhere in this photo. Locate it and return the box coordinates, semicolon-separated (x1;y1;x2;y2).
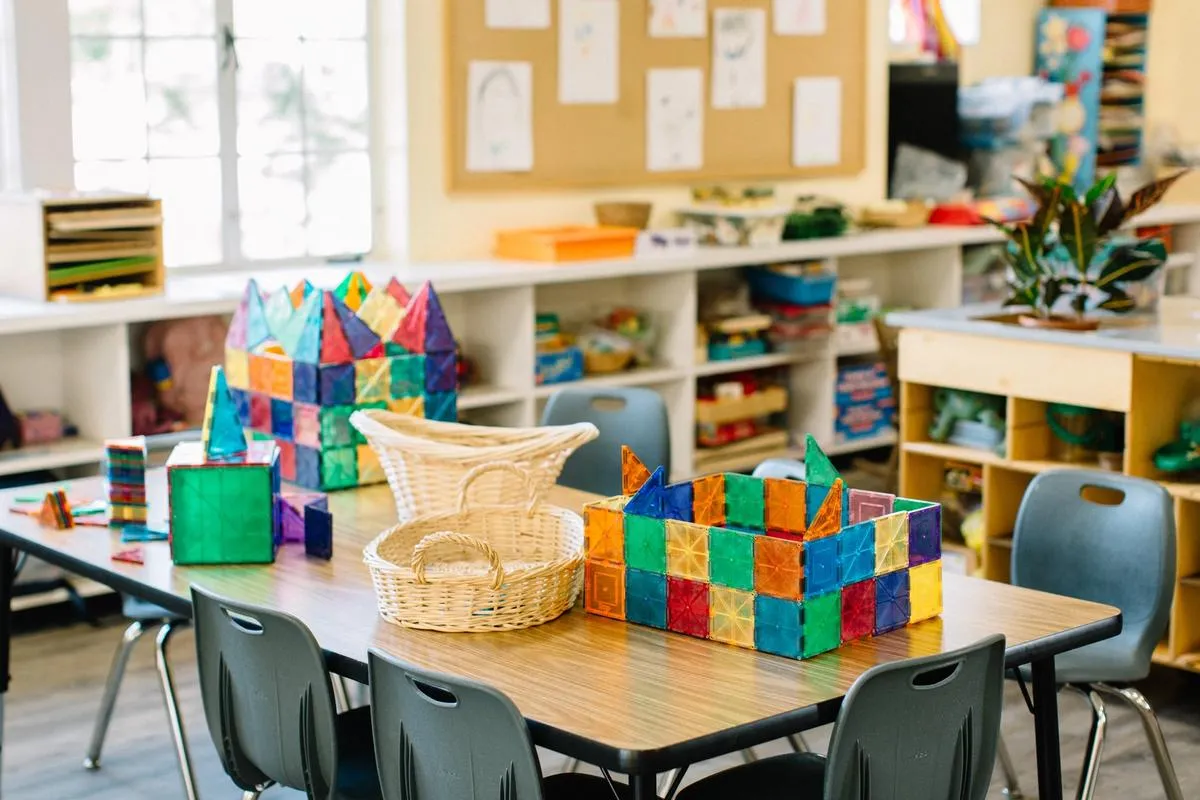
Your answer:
350;409;597;522
363;464;585;632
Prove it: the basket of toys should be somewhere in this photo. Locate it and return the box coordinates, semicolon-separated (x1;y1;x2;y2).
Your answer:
363;464;585;632
350;409;597;522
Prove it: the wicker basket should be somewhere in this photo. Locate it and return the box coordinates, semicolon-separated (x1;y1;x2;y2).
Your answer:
350;409;597;522
363;464;585;632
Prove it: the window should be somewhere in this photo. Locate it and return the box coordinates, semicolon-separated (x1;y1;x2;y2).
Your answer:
68;0;372;267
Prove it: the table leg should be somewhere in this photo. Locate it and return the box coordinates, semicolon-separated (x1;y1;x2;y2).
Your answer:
1031;657;1063;800
0;544;14;799
630;771;658;800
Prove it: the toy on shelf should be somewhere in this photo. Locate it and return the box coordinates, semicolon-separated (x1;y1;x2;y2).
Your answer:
836;362;896;445
1048;403;1123;469
694;374;789;472
578;329;635;375
105;436;148;527
682;186;790;246
224;272;457;491
584;439;943;659
535;313;584;386
929;388;1005;455
455;342;476;389
834;278;881;354
16;411;65;446
599;307;656;367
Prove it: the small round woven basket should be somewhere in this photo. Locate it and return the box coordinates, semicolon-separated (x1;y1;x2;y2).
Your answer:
362;464;585;632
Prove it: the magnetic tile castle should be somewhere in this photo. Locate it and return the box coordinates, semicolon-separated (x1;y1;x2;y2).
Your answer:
584;435;943;661
224;271;457;491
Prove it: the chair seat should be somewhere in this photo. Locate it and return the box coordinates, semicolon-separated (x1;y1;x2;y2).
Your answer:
334;706;383;799
677;752;826;800
543;772;632;799
1017;632;1151;685
121;594;183;622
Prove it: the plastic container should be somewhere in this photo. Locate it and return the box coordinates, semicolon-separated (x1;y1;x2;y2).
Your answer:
678;206;790;246
747;266;837;306
536;347;584;385
494;226;638;261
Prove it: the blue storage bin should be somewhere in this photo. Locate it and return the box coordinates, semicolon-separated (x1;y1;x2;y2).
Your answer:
708;339;768;362
747;267;837;306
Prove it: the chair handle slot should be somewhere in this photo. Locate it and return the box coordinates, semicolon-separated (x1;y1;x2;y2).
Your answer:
408;675;460;707
222;608;265;635
911;661;962;689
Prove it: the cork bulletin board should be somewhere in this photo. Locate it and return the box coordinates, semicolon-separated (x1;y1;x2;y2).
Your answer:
445;0;868;191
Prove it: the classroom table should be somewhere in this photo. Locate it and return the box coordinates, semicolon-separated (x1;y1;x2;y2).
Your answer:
0;474;1121;800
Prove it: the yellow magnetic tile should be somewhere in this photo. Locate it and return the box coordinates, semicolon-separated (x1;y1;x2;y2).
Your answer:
357;287;405;339
910;560;943;623
709;586;755;648
765;478;806;534
356;444;385;484
388;396;425;417
585;505;625;564
875;511;909;574
355;357;390;403
666;520;709;580
225;348;250;390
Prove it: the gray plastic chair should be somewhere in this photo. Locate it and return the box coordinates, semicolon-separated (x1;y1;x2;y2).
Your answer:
540;387;669;496
752;458;806;481
997;470;1182;800
192;586;381;799
367;649;630;799
676;635;1006;800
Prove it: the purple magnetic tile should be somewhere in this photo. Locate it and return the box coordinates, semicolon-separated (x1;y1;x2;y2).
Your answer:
276;495;307;544
305;506;333;559
849;488;895;525
907;505;941;566
423;289;455;353
319;363;355;407
293;361;319;404
424;350;457;393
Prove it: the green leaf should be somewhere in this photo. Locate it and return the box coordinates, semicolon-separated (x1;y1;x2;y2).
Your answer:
1097;239;1168;287
1085;174;1117;207
1099;286;1135;313
1043;277;1065;309
1121;170;1189;224
1059;199;1098;275
1071;292;1090;315
1008;222;1045;279
1090;182;1125;236
1030;186;1062;254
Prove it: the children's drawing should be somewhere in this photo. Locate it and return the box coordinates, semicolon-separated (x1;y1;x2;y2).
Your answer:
647;68;704;172
711;8;766;109
773;0;826;36
558;0;619;105
792;76;842;167
466;61;534;173
648;0;706;38
485;0;550;29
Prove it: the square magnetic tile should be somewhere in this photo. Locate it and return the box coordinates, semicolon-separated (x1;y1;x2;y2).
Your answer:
585;561;626;620
692;474;726;527
841;579;875;642
708;526;756;591
839;521;876;585
724;472;765;531
625;514;667;573
849;488;895;525
875;569;911;634
249;392;272;433
875;512;909;575
270;398;293;440
356;444;384;484
585;505;625;564
803;590;841;658
355;357;391;404
764;478;805;534
425;350;457;393
754;595;802;659
625;568;667;628
667;577;709;638
804;535;840;597
805;479;843;541
424;391;457;422
294;445;321;490
319;363;356;407
907;505;942;566
390;354;426;398
293;403;321;448
909;560;942;623
666;520;709;581
319;405;355;448
709;586;755;648
293;361;319;404
754;536;803;601
320;446;358;490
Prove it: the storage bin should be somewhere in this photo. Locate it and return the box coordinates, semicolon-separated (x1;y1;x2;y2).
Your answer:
696;386;788;427
536;347;585;385
708;339;768;361
495;226;638;261
747;267;837;306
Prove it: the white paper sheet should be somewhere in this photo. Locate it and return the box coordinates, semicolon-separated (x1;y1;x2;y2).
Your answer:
647;68;704;172
711;8;766;109
466;61;534;173
648;0;707;38
792;76;841;168
558;0;619;104
485;0;550;29
773;0;826;36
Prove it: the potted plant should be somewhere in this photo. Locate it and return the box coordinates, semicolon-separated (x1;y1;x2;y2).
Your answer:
989;171;1187;331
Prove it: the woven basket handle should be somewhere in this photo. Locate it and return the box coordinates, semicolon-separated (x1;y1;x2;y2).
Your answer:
410;531;506;590
456;462;541;515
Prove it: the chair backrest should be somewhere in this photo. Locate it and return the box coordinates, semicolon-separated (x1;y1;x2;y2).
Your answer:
368;649;546;800
751;457;806;481
1011;469;1174;666
539;387;669;496
191;586;341;797
824;635;1006;800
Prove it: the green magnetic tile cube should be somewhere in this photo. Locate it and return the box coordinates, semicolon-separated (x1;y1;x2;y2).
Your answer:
625;514;667;574
319;405;355;448
390;354;426;398
802;590;842;658
724;473;765;531
708;526;756;591
321;446;358;491
353;401;387;444
892;497;936;513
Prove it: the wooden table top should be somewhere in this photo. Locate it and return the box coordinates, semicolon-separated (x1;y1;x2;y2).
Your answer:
1;474;1121;767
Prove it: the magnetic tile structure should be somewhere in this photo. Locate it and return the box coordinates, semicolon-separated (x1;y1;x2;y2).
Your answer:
224;272;457;491
105;436;148;527
583;439;943;662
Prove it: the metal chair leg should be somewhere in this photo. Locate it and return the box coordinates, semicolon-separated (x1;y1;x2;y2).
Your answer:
332;674;351;712
84;620;154;770
740;747;758;763
996;734;1025;799
561;757;580;774
787;733;811;753
1093;683;1185;800
1074;688;1108;800
155;622;199;800
658;766;687;800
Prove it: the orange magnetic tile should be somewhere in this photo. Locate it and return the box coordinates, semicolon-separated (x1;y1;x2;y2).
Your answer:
754;536;803;601
585;505;625;564
765;478;806;534
709;586;755;648
666;520;709;580
692;474;726;527
248;353;273;393
622;445;652;496
268;356;293;400
805;478;843;541
584;561;625;620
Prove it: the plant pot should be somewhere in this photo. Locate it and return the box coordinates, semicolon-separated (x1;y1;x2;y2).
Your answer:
594;202;652;230
1017;314;1101;332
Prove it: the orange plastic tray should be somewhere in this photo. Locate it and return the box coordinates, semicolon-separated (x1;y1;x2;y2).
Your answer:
494;226;638;262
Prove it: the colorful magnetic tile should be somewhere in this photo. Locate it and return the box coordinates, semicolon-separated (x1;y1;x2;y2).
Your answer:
276;495;306;544
248;352;273;393
624;514;667;573
390;355;426;398
425;350;457;393
907;505;942;566
625;568;667;628
909;560;942;623
666;577;709;638
388;395;425;417
803;590;842;658
662;481;694;522
321;446;358;490
849;488;895;525
229;387;250;428
319;405;355;448
293;360;319;404
270;398;294;440
666;520;709;581
332;294;383;360
202;367;248;460
293;403;321;448
754;595;802;658
305;505;333;559
708;526;756;591
838;521;876;585
625;466;666;518
295;445;321;489
354;357;391;404
724;472;765;531
319;363;356;407
585;505;625;564
804;535;840;597
692;474;726;527
320;292;354;364
585;561;626;620
874;512;909;575
875;570;910;634
709;586;755;648
754;536;803;601
39;490;73;529
356;444;384;484
352;402;387;444
277;440;297;482
111;546;145;565
249;392;272;432
267;355;293;400
357;286;405;339
805;479;843;540
421;283;455;353
424;391;457;422
622;445;652;496
841;579;876;642
893;497;936;513
765;478;805;534
804;433;841;487
225;348;250;390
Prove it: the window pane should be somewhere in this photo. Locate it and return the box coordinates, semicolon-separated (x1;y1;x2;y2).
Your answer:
236;41;303;155
304;42;369;152
150;158;223;266
144;0;215;36
69;0;141;36
233;0;301;38
301;0;367;39
238;155;305;259
75;160;150;193
145;40;220;157
71;39;148;160
307;152;371;256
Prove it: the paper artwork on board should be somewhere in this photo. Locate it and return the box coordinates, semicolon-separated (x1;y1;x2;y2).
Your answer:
648;0;707;38
559;0;620;105
466;61;534;173
485;0;551;29
647;68;704;172
711;8;767;109
792;76;842;167
773;0;826;36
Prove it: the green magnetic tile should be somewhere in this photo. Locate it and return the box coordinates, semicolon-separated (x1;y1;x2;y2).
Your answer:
385;341;410;357
321;446;358;491
724;473;765;531
802;590;842;658
624;514;667;574
318;405;355;448
168;465;274;565
892;497;936;512
390;354;426;398
708;526;756;591
353;401;387;444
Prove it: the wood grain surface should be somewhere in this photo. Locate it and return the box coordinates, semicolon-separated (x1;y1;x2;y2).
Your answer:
0;474;1120;756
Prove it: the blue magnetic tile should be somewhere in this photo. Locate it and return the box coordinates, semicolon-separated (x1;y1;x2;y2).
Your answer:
319;363;355;407
625;467;666;518
806;483;830;528
229;387;251;427
304;506;333;560
839;521;876;585
663;481;694;522
805;535;840;596
293;361;319;404
875;569;911;635
270;399;294;440
625;568;667;629
424;391;457;422
908;506;941;566
424;350;457;393
295;445;321;490
754;595;803;659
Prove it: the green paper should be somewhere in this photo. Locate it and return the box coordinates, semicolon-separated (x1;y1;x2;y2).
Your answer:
624;514;667;574
802;590;842;658
724;473;765;531
709;526;755;590
169;465;274;565
321;446;358;490
805;433;841;487
319;405;355;448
